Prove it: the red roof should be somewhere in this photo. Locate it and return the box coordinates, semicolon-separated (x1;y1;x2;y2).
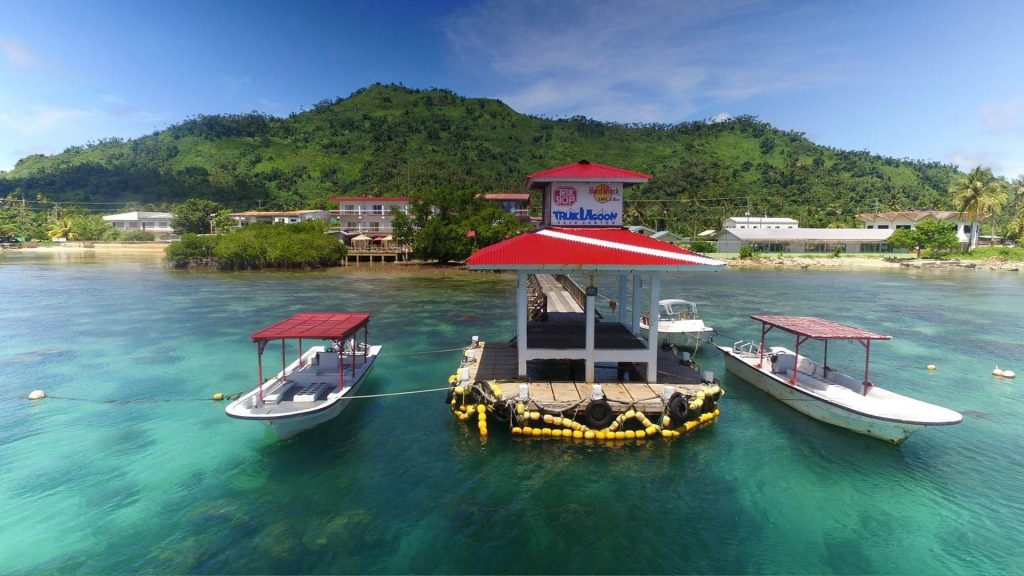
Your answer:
251;313;370;341
751;316;891;341
466;227;724;271
329;196;410;203
526;160;652;189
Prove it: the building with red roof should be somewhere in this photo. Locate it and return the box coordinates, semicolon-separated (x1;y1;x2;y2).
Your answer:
467;161;723;383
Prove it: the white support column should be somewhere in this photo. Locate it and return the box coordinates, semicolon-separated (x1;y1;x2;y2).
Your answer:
617;274;628;326
631;275;643;335
585;288;596;383
647;273;660;382
517;272;528;376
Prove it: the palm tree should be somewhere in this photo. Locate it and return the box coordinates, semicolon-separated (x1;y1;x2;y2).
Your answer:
949;166;1008;249
46;217;77;241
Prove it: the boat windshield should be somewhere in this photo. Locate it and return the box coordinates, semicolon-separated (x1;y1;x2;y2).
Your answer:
661;300;698;320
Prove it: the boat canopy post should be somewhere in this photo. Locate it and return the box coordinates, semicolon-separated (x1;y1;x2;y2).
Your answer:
298;338;303;367
257;340;267;403
758;321;768;368
335;338;345;391
823;340;829;373
862;339;871;394
281;339;287;380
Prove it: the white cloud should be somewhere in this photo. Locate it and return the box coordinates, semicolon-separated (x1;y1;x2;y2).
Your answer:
980;99;1024;135
0;37;38;69
711;112;732;123
0;106;98;135
443;0;849;122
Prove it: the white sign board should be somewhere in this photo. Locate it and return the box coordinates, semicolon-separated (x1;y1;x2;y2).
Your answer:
544;181;623;226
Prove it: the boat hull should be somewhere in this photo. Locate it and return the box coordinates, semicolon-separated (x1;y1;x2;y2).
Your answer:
718;346;923;444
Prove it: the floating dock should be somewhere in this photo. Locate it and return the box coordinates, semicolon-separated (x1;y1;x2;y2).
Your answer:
448;337;722;440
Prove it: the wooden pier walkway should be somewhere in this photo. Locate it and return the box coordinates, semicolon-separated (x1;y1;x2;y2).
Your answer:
534;274;583;314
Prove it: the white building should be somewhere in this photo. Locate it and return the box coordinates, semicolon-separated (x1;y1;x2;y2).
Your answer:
723;216;799;229
330;196;410;235
714;227;896;254
102;211;175;240
229;210;331;226
857;211;974;248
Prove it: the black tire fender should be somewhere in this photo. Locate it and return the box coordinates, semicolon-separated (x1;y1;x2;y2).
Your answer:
668;392;689;423
491;400;512;423
585;399;615;429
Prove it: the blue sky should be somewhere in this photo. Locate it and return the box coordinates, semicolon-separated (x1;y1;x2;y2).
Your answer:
2;0;1023;178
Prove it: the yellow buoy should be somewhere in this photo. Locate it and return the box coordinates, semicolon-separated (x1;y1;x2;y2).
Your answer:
572;430;583;439
541;428;552;436
646;425;658;436
543;414;554;424
584;430;595;439
532;428;542;437
625;430;636;439
476;404;486;414
596;430;607;440
212;392;224;401
551;429;562;438
927;364;936;371
448;375;458;384
614;431;626;440
512;426;522;435
530;411;541;421
635;430;646;439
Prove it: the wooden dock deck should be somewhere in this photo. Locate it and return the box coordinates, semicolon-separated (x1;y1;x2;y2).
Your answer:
461;339;714;415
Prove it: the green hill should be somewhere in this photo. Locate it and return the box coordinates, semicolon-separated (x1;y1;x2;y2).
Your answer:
0;83;960;233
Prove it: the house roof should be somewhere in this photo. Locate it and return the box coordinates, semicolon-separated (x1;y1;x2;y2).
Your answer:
526;160;652;189
714;228;893;242
102;211;172;221
856;210;962;222
466;227;724;271
251;313;371;342
484;193;530;201
724;216;799;225
230;210;327;218
329;196;410;203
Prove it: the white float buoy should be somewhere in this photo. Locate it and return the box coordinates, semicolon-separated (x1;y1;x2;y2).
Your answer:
27;389;46;400
1003;370;1016;379
927;364;936;371
993;366;1005;377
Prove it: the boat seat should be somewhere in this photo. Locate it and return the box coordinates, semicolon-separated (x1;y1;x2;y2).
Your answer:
293;381;332;403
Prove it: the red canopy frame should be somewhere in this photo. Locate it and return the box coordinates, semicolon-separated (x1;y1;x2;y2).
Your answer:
252;313;372;401
753;316;891;395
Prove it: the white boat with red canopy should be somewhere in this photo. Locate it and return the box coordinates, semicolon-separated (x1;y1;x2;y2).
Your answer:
719;315;961;444
225;312;382;439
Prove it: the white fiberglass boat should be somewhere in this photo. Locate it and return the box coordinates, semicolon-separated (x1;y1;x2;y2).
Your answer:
225;312;381;439
640;299;714;352
718;315;961;445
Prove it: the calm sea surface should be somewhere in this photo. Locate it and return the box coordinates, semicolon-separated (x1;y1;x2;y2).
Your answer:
1;251;1022;574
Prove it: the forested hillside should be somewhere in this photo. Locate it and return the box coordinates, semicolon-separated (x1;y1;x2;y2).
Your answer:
0;83;962;233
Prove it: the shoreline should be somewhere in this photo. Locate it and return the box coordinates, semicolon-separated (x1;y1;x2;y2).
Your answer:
4;243;1020;271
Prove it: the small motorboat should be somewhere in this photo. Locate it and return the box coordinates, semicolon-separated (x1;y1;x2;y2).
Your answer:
640;298;714;352
225;312;381;439
718;315;961;444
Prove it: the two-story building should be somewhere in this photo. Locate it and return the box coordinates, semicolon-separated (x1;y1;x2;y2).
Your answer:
329;196;410;235
229;210;331;226
102;211;176;240
483;193;531;222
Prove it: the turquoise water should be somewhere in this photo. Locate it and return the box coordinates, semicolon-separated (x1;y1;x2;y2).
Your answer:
1;252;1023;574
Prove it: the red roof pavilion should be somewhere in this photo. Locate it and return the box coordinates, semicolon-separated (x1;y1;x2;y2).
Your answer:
526;160;652;188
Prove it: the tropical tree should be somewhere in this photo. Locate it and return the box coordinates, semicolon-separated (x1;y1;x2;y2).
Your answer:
171;198;225;234
46;217;77;241
949;166;1008;249
887;220;959;257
